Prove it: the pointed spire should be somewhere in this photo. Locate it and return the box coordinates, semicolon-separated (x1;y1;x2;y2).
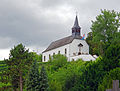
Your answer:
72;15;81;37
73;15;80;28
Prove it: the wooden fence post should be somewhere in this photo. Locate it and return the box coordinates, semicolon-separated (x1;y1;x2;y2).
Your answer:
106;80;120;91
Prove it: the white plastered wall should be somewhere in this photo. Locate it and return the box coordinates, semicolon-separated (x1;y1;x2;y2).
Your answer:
42;44;70;62
69;39;89;57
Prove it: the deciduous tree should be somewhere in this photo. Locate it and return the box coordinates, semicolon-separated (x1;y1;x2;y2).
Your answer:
91;9;120;43
90;9;120;55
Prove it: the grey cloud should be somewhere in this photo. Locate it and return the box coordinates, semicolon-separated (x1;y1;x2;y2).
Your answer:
0;0;120;51
0;0;69;49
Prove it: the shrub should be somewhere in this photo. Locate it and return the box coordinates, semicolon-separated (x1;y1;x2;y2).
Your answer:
98;67;120;91
49;54;67;71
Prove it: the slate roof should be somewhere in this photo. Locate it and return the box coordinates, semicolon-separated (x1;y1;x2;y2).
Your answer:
73;15;80;28
43;35;82;53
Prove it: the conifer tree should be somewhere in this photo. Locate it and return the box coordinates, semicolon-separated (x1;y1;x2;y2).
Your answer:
5;43;33;91
39;66;49;91
26;60;40;91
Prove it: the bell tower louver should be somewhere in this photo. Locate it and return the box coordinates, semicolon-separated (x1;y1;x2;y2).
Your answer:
72;15;81;37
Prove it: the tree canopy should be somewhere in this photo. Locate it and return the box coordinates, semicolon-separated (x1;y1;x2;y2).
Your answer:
5;43;33;91
86;9;120;56
91;9;120;43
26;60;40;91
98;67;120;91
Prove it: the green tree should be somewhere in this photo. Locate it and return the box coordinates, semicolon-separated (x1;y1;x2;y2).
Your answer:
91;9;120;55
98;67;120;91
5;43;33;91
39;66;49;91
91;9;120;43
86;32;101;55
32;52;42;62
72;57;106;91
73;42;120;91
49;54;67;71
26;60;40;91
48;59;86;91
102;42;120;71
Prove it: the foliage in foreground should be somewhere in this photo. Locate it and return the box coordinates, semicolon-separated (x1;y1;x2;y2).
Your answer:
98;67;120;91
26;60;40;91
40;55;87;91
39;66;49;91
27;60;48;91
4;43;34;90
48;54;67;72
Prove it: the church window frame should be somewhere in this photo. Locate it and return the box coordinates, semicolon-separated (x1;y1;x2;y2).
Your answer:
53;53;55;56
65;48;67;55
78;43;83;55
44;56;46;62
58;51;60;54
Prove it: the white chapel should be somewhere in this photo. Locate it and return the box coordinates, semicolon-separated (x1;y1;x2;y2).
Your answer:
42;15;96;62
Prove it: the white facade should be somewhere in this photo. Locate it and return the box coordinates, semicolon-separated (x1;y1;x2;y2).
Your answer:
42;39;92;62
69;39;89;57
42;44;70;62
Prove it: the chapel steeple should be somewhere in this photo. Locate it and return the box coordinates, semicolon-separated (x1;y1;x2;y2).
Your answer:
72;15;81;37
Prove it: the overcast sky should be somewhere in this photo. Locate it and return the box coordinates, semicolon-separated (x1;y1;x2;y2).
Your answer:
0;0;120;60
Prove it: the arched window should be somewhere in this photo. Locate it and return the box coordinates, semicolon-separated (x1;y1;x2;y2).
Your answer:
65;48;67;54
53;53;55;55
78;43;83;55
58;51;60;54
44;56;46;61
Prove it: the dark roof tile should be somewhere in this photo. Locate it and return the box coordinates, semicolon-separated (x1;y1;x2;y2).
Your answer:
43;35;82;53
